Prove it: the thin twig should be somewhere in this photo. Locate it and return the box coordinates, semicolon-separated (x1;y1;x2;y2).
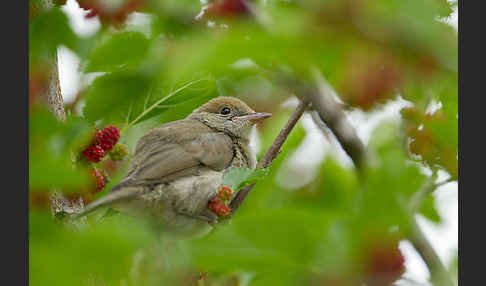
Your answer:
229;97;311;214
409;172;439;213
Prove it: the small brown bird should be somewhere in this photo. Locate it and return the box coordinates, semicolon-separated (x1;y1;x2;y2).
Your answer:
73;96;271;239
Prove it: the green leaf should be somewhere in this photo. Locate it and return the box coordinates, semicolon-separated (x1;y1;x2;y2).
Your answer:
86;32;151;72
125;75;217;127
222;167;269;191
419;193;442;224
83;71;152;124
29;7;79;66
362;122;427;229
29;211;153;286
29;109;92;191
189;208;333;274
290;157;360;213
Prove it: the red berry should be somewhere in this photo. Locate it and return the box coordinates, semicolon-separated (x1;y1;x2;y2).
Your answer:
214;204;231;217
208;197;223;212
209;197;222;204
217;186;233;201
82;144;105;163
76;0;144;25
95;125;120;152
363;239;405;286
204;0;250;18
91;168;106;193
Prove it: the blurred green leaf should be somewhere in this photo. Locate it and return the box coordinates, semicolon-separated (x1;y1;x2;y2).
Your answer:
86;31;151;72
188;209;333;278
29;7;79;66
29;211;153;286
419;193;442;224
126;74;217;127
362;122;427;229
29;109;92;191
222;167;269;191
290;157;360;213
83;71;152;124
449;252;458;283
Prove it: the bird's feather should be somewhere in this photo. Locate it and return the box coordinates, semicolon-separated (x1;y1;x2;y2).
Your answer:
119;119;234;187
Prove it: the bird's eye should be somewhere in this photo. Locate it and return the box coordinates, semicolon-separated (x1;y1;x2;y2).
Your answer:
220;107;231;115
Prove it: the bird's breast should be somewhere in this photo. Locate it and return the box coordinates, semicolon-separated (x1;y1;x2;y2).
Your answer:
230;141;256;169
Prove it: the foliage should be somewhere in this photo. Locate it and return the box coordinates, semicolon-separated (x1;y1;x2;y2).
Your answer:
29;0;457;285
222;167;268;191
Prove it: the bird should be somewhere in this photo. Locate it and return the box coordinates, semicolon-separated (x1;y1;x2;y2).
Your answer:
72;96;271;240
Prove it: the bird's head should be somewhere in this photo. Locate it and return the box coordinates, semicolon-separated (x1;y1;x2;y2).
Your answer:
188;96;272;140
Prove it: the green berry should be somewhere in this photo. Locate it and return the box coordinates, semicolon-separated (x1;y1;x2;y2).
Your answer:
109;143;128;161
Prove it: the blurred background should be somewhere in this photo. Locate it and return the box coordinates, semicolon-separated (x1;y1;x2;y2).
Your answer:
29;0;458;285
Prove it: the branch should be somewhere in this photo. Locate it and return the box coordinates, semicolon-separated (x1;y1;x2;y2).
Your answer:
229;97;311;214
274;69;453;286
307;72;367;169
408;217;455;286
409;172;438;213
271;69;367;169
45;51;66;122
31;0;66;122
407;175;456;286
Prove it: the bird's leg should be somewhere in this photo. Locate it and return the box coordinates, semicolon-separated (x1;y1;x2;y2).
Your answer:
173;208;219;224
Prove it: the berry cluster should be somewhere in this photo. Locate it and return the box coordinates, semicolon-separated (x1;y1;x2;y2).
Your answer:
208;186;233;217
81;125;120;163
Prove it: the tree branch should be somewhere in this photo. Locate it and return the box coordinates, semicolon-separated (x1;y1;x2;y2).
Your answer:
271;69;367;169
307;72;367;169
229;96;311;214
30;0;66;122
407;174;456;286
273;69;454;286
408;217;455;286
45;51;66;122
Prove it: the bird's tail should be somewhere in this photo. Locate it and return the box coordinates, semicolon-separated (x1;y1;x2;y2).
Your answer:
70;184;146;220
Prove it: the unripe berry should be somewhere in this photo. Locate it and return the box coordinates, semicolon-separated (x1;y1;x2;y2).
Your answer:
109;143;128;161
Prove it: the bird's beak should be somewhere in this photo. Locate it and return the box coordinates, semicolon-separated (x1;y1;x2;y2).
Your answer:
232;112;272;122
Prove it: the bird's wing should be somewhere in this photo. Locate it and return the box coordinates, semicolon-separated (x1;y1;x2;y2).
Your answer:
118;119;234;187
